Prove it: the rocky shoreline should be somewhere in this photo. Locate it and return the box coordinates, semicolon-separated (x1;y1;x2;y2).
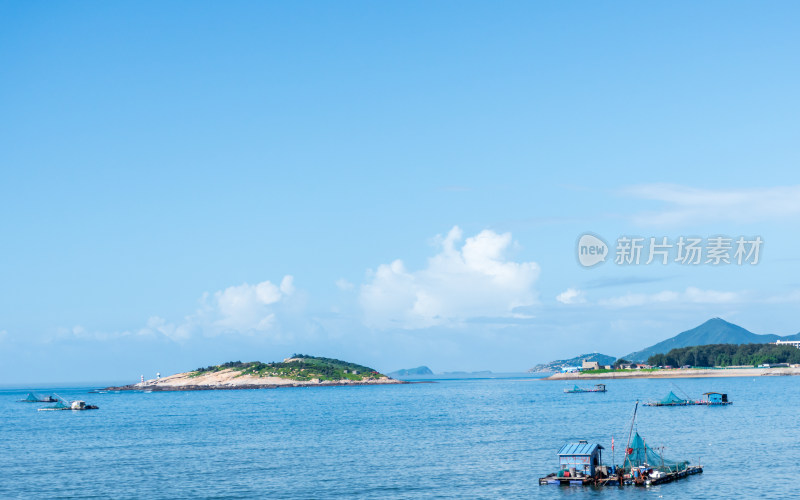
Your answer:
104;380;409;391
104;367;407;391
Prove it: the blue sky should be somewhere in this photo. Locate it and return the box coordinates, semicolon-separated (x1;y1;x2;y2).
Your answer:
2;2;800;384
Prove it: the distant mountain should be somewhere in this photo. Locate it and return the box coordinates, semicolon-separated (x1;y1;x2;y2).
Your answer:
625;318;800;362
440;370;493;376
388;366;434;377
529;353;616;373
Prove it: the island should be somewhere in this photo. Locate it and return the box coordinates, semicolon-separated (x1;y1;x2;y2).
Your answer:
104;355;405;391
388;366;434;377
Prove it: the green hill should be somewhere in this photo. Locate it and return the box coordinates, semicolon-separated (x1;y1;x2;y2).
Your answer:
625;318;800;362
647;343;800;367
388;366;434;377
191;355;386;382
529;352;616;372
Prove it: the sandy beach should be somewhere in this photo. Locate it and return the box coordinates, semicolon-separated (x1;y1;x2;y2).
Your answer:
543;366;800;380
106;368;405;391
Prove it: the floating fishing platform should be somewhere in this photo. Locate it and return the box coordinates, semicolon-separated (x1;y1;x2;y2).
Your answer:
538;464;703;486
37;398;99;411
17;392;58;403
644;391;732;407
564;384;606;393
539;401;703;487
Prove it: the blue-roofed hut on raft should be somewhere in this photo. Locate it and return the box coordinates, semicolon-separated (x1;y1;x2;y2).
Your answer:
701;392;730;404
557;440;604;476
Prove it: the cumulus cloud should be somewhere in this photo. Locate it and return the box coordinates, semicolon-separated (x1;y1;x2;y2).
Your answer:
359;226;540;329
598;286;741;308
556;288;586;304
623;183;800;225
57;276;297;342
206;277;293;333
156;276;296;339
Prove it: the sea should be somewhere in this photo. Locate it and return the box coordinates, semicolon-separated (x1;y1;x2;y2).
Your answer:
2;374;799;499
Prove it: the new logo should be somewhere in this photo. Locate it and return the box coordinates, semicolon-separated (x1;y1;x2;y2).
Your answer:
577;233;608;267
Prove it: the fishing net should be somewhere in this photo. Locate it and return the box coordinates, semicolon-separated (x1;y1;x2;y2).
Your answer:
23;393;39;402
659;391;688;405
622;432;689;473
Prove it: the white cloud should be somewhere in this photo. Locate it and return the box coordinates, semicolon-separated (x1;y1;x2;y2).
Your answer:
359;226;540;329
210;279;286;332
763;290;800;304
599;291;680;308
683;286;740;304
164;276;296;339
598;287;741;308
623;183;800;225
556;288;586;304
53;325;119;341
56;276;297;342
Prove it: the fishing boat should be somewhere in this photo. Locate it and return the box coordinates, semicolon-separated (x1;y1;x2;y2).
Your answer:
17;392;58;403
564;384;606;393
539;401;703;487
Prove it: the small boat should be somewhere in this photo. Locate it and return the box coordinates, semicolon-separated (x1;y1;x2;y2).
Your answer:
17;392;58;403
564;384;606;393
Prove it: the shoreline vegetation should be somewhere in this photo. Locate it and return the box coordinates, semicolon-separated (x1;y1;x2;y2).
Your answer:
104;355;405;391
543;343;800;380
644;343;800;368
544;366;800;380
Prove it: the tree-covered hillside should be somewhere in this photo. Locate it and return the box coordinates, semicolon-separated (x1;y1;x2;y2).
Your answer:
626;318;779;362
191;355;386;382
647;343;800;368
529;353;616;372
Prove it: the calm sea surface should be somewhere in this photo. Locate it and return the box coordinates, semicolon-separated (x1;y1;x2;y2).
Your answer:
2;375;799;499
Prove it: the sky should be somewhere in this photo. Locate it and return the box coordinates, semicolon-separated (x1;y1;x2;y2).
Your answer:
2;1;800;384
